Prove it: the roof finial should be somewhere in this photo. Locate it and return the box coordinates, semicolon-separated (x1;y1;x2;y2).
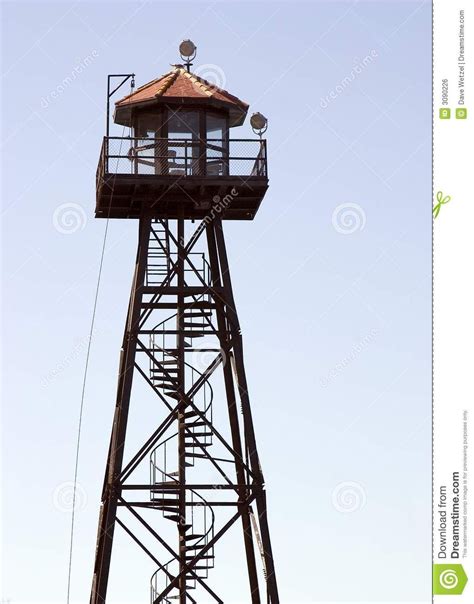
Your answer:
179;39;197;72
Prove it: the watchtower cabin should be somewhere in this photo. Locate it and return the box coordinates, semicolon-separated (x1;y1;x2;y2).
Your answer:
96;65;268;220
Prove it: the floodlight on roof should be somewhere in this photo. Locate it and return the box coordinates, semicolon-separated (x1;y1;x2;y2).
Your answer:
179;40;197;70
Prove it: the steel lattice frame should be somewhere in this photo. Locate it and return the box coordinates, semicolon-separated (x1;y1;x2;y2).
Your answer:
89;213;279;604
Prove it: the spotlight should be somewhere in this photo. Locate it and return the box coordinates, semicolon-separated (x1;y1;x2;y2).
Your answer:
179;39;197;70
250;112;268;136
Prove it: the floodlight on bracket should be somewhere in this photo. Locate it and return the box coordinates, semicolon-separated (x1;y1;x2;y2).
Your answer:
250;112;268;138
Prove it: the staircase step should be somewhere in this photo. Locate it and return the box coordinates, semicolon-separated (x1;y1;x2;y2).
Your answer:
185;543;208;551
164;514;181;522
185;554;215;560
184;533;205;541
183;410;200;418
183;322;209;328
183;311;213;318
151;367;179;373
186;421;209;428
150;373;177;379
157;389;179;396
185;442;212;448
185;432;213;438
151;498;179;506
172;523;192;531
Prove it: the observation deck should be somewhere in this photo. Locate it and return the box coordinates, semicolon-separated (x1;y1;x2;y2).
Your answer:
95;136;268;220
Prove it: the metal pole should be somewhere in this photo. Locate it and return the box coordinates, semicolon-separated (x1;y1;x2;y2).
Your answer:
177;213;187;604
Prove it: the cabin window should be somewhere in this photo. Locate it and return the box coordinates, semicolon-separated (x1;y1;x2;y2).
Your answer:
167;110;200;139
206;113;228;176
134;112;162;138
130;111;164;175
129;109;230;176
167;110;200;175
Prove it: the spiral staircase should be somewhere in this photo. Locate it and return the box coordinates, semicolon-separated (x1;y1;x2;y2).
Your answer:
147;220;217;602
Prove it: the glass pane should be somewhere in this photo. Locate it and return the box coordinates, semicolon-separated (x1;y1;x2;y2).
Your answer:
131;113;163;175
206;114;225;139
206;114;227;176
168;110;200;139
134;112;162;137
167;110;200;175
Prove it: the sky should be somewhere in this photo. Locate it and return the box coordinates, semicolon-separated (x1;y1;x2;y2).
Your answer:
1;1;431;603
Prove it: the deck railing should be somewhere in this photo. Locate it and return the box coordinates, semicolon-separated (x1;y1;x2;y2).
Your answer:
97;136;267;181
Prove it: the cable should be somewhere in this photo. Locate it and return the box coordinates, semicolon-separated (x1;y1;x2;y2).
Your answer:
66;207;110;604
65;80;133;604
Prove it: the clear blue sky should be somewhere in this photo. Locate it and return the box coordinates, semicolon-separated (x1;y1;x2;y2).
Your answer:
2;1;431;602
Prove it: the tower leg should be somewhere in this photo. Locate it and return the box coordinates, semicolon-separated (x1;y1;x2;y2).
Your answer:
206;223;262;604
211;219;280;604
90;217;151;604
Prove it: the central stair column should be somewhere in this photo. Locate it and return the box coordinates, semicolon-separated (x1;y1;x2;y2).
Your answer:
177;213;187;604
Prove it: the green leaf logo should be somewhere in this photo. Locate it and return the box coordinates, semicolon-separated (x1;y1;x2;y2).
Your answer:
433;564;468;595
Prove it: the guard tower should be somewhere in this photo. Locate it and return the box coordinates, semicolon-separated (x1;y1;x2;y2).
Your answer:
91;41;278;604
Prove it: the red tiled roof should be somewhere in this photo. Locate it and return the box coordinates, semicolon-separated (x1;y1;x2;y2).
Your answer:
116;65;248;111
